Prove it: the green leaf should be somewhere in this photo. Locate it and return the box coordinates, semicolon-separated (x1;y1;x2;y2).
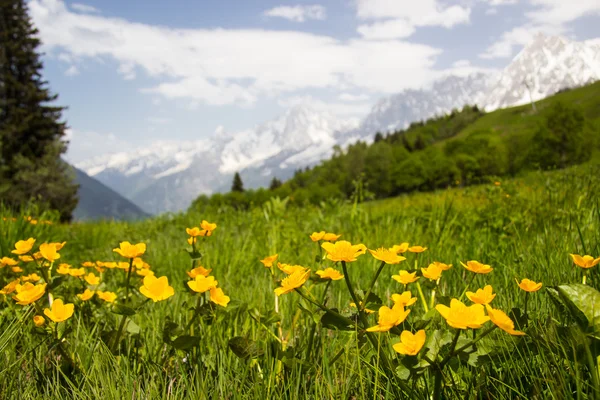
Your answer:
321;308;353;331
111;304;136;316
556;284;600;339
186;249;202;260
48;276;65;290
172;335;200;350
162;321;182;344
364;292;383;309
126;320;140;335
228;336;264;359
424;329;453;361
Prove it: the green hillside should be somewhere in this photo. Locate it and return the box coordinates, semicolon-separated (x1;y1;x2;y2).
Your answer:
192;82;600;211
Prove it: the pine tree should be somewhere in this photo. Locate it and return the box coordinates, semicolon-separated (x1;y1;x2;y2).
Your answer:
269;177;282;191
231;172;244;192
0;0;78;221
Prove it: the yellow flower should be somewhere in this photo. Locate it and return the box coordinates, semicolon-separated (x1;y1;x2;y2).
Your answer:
12;283;47;305
393;330;426;356
210;287;230;307
391;291;417;308
277;263;308;275
316;267;344;280
96;291;117;303
32;252;43;260
366;304;410;332
321;240;367;263
0;279;20;295
56;264;71;275
11;266;23;273
68;268;86;277
421;263;443;281
274;269;311;296
39;243;61;262
113;241;146;259
52;242;67;251
21;273;41;282
188;275;218;293
18;255;34;263
390;242;410;254
84;272;100;285
102;261;118;269
132;257;150;269
11;238;35;255
33;315;45;327
310;231;326;241
186;227;202;237
201;220;217;232
494;181;501;186
44;299;74;323
369;248;407;264
486;305;525;336
117;262;133;271
187;266;212;278
461;260;493;274
260;254;279;268
392;270;419;285
77;289;95;301
431;261;452;271
516;278;542;292
187;237;197;245
570;254;600;269
350;301;376;314
466;285;496;305
136;268;155;277
82;261;95;268
435;299;490;329
408;246;427;253
322;233;342;242
140;275;175;302
0;257;18;267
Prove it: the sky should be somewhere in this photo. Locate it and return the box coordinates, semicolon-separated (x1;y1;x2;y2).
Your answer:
27;0;600;163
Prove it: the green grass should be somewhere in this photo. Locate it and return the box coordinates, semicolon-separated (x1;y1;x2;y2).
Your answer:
1;161;600;399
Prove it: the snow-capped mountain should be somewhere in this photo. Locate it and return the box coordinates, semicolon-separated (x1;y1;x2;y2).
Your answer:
77;34;600;214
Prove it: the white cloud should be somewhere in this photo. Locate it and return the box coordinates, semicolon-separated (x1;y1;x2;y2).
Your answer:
70;3;99;13
263;5;326;22
64;129;135;163
64;65;79;76
278;95;371;118
30;0;443;106
355;0;471;39
338;92;370;102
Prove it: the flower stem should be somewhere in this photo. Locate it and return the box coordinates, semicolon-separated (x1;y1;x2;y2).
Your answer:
123;258;134;305
458;273;476;301
362;261;386;312
415;281;429;313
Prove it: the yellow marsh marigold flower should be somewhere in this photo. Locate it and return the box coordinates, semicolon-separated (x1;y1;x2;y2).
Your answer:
366;304;410;332
408;246;427;253
393;330;426;356
210;287;230;307
187;237;197;245
516;278;542;292
18;255;34;263
570;254;600;269
310;231;326;241
277;263;307;275
12;283;46;305
140;275;175;302
392;270;419;285
201;220;217;232
466;285;496;305
390;242;410;254
32;252;43;260
44;299;74;323
321;240;367;263
84;272;100;286
12;266;23;273
136;268;154;277
33;315;45;327
274;269;311;296
461;260;493;274
68;268;86;277
117;262;133;271
113;241;146;259
39;243;61;262
12;238;35;255
82;261;95;268
21;273;41;282
186;227;203;237
102;261;118;269
97;291;117;303
322;233;342;242
78;289;95;301
0;279;20;295
486;305;525;336
369;248;406;264
52;242;67;251
133;257;150;270
316;267;344;280
188;275;218;293
187;266;212;278
56;264;71;275
392;291;417;308
421;263;443;281
431;261;452;271
436;299;490;329
260;254;279;268
0;257;18;267
350;301;376;314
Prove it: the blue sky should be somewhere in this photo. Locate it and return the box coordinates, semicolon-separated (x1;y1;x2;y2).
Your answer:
28;0;600;163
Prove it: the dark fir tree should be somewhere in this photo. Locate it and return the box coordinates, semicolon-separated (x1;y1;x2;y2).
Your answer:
0;0;78;221
231;172;245;192
269;176;282;191
373;132;384;142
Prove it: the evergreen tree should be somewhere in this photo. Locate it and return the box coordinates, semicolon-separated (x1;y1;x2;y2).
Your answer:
269;176;282;191
231;172;245;192
0;0;78;221
373;132;384;142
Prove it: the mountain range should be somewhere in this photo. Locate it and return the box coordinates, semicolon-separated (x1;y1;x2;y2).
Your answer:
76;34;600;215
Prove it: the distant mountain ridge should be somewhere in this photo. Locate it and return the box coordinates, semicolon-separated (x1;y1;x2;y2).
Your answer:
76;34;600;214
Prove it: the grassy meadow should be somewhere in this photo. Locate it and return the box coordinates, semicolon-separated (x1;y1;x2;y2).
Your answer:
1;161;600;399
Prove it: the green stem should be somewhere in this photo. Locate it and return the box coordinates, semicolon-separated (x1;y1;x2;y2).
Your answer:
415;281;429;313
185;294;203;331
452;325;497;355
123;258;134;305
362;261;386;312
458;274;476;301
294;288;355;328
